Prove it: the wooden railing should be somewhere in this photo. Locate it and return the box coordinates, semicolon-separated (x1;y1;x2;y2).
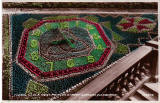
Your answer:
146;36;159;49
145;36;158;81
67;45;158;100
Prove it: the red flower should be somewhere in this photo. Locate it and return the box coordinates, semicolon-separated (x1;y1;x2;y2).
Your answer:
117;17;156;33
138;19;153;24
119;23;134;29
136;25;148;31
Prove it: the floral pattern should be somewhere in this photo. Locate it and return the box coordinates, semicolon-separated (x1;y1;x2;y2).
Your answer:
117;17;156;33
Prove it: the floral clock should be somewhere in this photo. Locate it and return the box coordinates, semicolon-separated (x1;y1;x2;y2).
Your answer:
16;18;113;81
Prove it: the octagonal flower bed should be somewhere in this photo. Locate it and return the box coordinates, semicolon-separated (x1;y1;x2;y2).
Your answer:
16;18;113;81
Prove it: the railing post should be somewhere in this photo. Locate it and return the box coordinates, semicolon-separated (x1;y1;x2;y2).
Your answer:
145;37;158;82
149;49;158;82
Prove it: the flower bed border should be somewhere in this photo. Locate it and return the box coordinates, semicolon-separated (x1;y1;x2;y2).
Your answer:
16;18;112;81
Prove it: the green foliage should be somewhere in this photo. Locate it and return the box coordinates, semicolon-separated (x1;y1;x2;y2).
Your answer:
26;80;48;95
145;23;156;29
60;22;69;29
3;16;10;99
119;18;128;24
45;23;52;30
127;26;138;33
91;49;103;62
93;34;100;40
112;32;123;41
23;18;39;29
134;17;143;24
43;15;78;20
116;25;123;30
51;23;60;29
54;60;67;70
102;21;123;41
3;16;9;54
3;55;10;70
85;15;99;23
103;21;112;30
86;24;94;30
74;57;88;67
116;43;129;54
3;16;10;70
39;25;47;33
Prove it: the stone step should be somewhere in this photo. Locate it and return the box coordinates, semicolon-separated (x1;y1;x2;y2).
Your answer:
128;96;139;101
136;88;156;101
128;92;147;101
134;92;148;100
143;83;158;95
120;76;150;100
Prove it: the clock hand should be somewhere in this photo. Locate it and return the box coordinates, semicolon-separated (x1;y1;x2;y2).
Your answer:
50;34;75;49
51;40;66;45
61;32;76;48
49;28;76;49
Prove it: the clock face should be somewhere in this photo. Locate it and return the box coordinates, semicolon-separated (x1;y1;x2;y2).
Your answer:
39;27;94;61
17;18;112;81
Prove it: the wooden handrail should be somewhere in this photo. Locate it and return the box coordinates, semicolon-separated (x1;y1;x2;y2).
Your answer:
146;36;159;49
67;46;152;100
146;40;159;49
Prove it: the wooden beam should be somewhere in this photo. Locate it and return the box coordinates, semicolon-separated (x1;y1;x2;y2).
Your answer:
67;46;152;100
146;40;159;49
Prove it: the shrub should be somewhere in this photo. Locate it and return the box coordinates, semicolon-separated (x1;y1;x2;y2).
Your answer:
23;18;39;29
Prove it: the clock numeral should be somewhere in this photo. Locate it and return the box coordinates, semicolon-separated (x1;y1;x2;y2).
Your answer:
86;24;94;30
46;62;54;71
30;39;38;48
93;34;100;40
31;51;39;61
67;59;74;68
97;44;104;50
45;23;52;30
87;56;95;63
32;29;41;37
60;22;69;29
76;21;79;27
